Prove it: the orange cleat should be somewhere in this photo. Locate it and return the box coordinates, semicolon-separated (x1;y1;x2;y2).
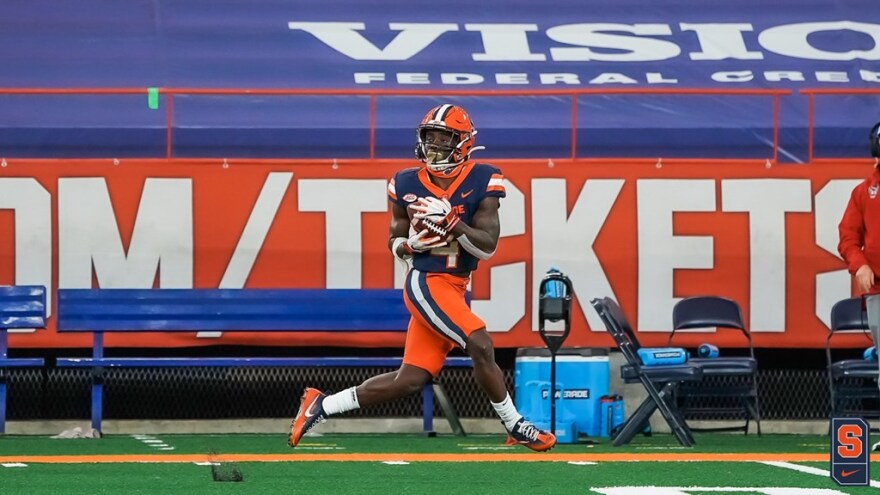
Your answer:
288;387;327;447
505;418;556;452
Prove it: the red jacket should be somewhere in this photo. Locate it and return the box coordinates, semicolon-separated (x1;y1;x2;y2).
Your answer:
838;167;880;294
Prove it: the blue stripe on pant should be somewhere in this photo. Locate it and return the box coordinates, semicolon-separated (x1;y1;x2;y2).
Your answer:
405;269;468;348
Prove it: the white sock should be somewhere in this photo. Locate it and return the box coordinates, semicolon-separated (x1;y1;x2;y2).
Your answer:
321;387;361;416
491;393;523;430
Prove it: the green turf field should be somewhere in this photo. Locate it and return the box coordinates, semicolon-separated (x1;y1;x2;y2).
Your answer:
0;433;876;494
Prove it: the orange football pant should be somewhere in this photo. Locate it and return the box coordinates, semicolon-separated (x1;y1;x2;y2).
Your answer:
401;269;485;376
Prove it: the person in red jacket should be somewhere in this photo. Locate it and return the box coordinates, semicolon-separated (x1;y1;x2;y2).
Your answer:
838;122;880;296
838;121;880;415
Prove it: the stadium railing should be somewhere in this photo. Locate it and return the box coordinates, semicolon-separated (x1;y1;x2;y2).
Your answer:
55;288;471;434
0;285;47;434
0;87;789;163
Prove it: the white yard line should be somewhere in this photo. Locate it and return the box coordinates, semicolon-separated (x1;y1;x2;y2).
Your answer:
131;434;175;451
760;460;880;489
593;489;848;495
462;446;515;451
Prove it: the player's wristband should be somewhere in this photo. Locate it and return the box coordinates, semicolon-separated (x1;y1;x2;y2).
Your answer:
391;237;412;260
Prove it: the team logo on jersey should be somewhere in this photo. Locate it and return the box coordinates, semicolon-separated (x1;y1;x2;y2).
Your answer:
403;193;418;202
830;417;870;486
869;184;878;199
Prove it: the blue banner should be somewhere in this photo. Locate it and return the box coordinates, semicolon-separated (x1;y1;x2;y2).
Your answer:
1;0;879;161
1;0;878;89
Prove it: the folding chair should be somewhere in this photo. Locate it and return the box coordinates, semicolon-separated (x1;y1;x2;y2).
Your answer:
671;296;761;435
826;297;878;420
591;297;703;447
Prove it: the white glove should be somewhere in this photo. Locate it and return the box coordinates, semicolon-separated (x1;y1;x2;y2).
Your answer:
409;196;460;231
403;228;448;254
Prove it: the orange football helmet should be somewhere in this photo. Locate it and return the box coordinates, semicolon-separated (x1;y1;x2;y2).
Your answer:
415;104;484;177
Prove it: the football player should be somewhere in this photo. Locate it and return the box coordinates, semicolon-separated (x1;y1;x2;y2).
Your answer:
289;104;556;451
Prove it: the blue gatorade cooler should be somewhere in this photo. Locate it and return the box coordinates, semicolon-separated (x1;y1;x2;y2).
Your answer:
514;348;609;441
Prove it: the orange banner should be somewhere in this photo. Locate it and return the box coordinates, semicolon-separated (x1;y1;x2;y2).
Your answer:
0;158;873;349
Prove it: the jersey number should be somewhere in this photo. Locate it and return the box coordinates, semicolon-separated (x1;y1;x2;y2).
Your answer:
431;240;460;268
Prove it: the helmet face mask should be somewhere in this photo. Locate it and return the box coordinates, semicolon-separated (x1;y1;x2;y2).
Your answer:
419;127;460;170
415;104;482;177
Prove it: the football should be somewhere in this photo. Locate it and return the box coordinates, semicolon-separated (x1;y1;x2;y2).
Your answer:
407;204;452;241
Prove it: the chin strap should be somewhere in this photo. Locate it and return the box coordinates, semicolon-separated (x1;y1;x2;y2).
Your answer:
427;159;468;178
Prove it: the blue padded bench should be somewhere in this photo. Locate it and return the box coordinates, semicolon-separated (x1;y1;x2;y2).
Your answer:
0;285;47;434
56;288;472;434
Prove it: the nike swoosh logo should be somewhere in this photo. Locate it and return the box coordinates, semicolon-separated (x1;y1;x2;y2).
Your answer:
304;401;320;418
841;469;860;477
461;189;474;198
